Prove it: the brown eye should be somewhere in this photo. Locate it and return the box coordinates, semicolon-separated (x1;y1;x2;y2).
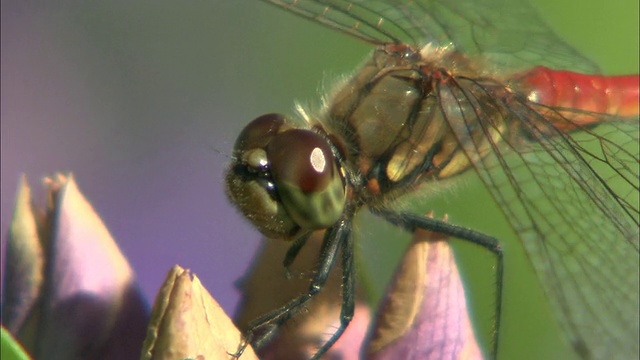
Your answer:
267;130;335;194
267;130;346;230
226;113;300;240
233;113;289;153
226;114;346;240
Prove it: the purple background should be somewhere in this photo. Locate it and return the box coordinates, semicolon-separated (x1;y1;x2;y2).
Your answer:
1;1;369;313
2;1;637;358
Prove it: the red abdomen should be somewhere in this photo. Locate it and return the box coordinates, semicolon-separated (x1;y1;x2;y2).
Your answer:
513;66;639;129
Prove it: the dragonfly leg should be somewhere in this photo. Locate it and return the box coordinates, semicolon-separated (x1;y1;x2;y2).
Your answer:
309;221;356;359
282;231;312;279
233;216;353;358
373;209;504;360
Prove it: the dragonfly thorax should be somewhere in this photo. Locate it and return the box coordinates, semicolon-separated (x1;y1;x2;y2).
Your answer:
318;45;494;202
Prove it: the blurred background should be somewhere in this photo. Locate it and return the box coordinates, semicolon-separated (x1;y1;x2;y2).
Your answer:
2;0;637;359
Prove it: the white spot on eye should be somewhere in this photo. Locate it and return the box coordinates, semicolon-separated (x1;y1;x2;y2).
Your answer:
310;147;326;172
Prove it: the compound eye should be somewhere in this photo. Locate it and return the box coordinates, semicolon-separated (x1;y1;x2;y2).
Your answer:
233;113;288;154
267;130;346;229
226;114;299;240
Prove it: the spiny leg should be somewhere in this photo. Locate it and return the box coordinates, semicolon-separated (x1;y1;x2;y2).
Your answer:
233;217;352;358
308;221;356;359
283;231;312;278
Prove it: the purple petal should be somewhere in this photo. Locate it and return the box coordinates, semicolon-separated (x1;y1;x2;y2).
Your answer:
29;174;148;360
366;215;483;360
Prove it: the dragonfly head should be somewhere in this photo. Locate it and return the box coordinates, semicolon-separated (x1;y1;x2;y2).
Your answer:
226;113;347;240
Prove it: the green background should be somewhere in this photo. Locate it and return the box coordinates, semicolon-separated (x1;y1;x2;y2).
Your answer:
352;1;638;359
1;1;637;359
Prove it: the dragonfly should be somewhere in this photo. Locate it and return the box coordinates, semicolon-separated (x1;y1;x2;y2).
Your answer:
225;0;640;358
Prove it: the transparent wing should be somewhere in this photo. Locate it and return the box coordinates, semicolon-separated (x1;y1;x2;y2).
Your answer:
260;0;600;72
259;0;637;356
437;77;639;358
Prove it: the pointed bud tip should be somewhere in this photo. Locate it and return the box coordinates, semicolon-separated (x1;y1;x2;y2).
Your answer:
142;265;258;360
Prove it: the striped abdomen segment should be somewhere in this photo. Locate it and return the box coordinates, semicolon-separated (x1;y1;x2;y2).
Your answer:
513;66;639;130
